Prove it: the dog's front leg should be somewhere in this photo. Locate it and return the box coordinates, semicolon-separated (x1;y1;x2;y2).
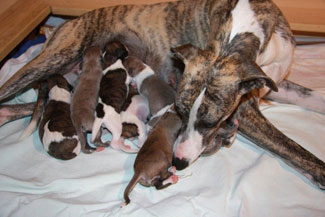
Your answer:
235;91;325;189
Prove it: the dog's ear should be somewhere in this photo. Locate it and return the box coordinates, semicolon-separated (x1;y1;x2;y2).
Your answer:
239;61;278;94
171;44;200;64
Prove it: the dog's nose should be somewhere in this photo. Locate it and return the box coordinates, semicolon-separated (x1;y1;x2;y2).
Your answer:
172;156;189;170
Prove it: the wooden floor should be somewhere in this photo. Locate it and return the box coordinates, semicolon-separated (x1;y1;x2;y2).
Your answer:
0;0;325;62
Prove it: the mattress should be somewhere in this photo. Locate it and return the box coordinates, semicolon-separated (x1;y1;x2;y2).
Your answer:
0;40;324;216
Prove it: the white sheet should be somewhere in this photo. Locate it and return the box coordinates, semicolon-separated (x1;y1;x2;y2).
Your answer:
0;44;324;217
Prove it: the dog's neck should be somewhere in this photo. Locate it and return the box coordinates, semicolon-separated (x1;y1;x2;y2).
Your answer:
49;85;71;104
133;65;155;91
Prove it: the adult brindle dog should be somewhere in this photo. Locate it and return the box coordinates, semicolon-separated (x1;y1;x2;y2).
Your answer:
0;0;324;188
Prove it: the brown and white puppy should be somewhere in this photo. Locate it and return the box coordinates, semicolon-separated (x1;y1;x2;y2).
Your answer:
122;56;176;117
120;84;141;139
19;67;82;140
123;106;181;205
39;74;80;160
91;41;134;152
120;94;150;148
71;46;103;154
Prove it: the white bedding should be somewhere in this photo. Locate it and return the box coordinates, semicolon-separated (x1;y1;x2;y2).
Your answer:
0;43;324;217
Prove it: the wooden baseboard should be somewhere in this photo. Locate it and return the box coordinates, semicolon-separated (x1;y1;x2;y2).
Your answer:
0;0;50;62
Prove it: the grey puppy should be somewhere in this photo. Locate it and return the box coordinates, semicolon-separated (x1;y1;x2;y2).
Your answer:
71;46;103;154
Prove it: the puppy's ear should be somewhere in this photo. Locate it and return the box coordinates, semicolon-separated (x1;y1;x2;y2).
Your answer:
239;61;278;94
171;44;199;64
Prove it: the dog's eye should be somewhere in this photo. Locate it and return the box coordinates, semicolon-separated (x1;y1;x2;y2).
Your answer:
196;120;217;129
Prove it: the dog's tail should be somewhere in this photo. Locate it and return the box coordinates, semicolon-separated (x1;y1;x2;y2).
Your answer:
123;172;142;205
20;82;48;140
265;79;325;114
236;91;325;189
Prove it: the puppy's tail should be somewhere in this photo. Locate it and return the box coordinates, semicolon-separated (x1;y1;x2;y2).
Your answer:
124;172;141;205
20;82;48;140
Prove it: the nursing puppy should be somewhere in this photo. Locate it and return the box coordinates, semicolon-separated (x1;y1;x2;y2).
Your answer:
39;74;80;160
20;68;83;140
120;94;150;148
91;41;135;152
0;0;324;189
71;46;103;154
122;56;176;117
120;84;141;139
123;106;181;205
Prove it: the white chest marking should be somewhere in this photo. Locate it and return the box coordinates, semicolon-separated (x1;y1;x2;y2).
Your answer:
229;0;265;49
49;85;71;104
102;59;126;75
133;65;155;91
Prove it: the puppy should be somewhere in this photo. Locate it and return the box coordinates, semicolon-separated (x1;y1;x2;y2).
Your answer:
71;46;103;154
122;56;176;117
120;84;141;139
20;68;82;140
91;41;134;152
120;94;150;147
123;105;181;205
39;74;80;160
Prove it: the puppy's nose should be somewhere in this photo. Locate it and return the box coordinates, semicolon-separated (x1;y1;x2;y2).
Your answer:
172;156;189;170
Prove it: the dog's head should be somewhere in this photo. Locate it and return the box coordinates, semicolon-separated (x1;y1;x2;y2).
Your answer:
103;41;129;68
171;44;277;170
122;56;146;77
47;74;73;92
